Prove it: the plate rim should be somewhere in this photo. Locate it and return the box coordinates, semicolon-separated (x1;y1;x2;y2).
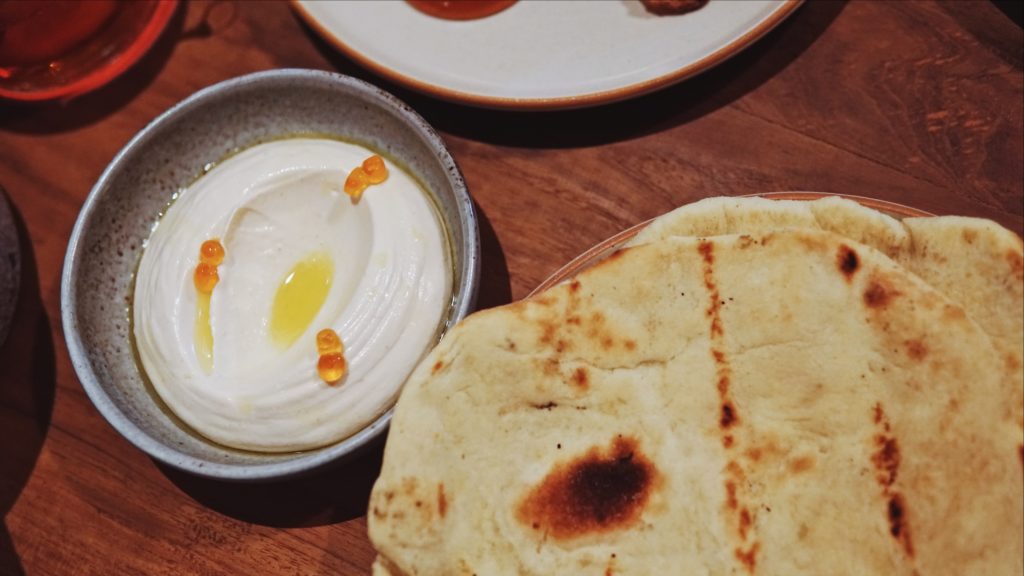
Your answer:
529;192;937;296
291;0;803;111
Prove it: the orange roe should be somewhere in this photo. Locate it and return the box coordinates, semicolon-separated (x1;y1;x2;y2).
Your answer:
344;155;389;201
362;155;388;184
344;167;370;200
199;239;224;265
317;353;347;384
193;239;224;293
315;328;347;384
316;328;343;355
194;262;219;294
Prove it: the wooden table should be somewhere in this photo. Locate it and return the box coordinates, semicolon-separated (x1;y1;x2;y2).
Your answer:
1;1;1020;574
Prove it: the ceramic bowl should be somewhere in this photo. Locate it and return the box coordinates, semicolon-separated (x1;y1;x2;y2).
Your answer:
61;69;479;481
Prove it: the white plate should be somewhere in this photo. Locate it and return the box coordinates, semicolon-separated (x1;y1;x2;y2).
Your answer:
293;0;802;110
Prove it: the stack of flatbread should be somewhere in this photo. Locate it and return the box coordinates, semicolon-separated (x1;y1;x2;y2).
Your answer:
368;196;1024;575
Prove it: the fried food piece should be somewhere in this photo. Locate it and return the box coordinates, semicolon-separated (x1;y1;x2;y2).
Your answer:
640;0;708;15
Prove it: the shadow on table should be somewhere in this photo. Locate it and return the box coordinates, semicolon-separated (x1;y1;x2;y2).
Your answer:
159;433;385;528
0;197;57;576
297;1;845;148
471;200;512;310
0;1;186;135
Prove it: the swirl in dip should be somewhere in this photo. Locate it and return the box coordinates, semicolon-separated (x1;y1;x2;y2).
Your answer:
133;138;452;452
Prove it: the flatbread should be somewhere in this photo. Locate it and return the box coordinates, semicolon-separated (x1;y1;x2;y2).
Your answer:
369;229;1023;575
630;196;1024;433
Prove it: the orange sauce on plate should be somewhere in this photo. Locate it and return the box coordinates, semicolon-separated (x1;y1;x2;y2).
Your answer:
407;0;516;20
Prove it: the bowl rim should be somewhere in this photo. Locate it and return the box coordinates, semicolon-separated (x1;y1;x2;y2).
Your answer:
61;68;480;481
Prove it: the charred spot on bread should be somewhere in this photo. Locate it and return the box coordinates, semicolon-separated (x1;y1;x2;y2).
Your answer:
516;436;657;540
904;339;928;361
438;483;448;518
864;279;898;308
788;456;815;474
734;542;760;573
838;245;860;278
571;367;590;390
720;402;738;428
873;436;900;487
887;495;914;555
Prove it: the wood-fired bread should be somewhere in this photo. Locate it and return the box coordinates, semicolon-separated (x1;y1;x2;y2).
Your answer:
369;222;1023;575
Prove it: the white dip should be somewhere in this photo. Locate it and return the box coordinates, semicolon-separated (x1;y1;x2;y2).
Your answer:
133;138;451;452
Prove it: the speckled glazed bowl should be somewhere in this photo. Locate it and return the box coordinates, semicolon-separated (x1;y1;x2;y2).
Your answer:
62;70;479;481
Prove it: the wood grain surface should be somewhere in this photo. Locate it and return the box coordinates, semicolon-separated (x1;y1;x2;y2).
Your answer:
0;1;1021;574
